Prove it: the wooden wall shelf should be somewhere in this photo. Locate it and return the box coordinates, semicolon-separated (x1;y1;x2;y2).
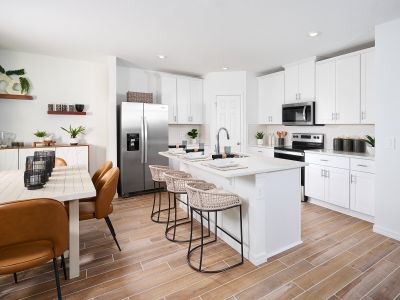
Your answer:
47;111;86;115
0;93;33;100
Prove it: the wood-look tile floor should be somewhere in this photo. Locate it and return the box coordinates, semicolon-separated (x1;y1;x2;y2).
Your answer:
1;193;400;300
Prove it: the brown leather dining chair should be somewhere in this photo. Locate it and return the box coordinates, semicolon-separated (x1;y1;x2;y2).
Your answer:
55;157;67;167
66;167;121;251
0;198;68;300
91;161;112;190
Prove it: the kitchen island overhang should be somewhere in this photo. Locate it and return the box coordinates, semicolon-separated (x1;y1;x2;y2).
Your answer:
160;152;305;266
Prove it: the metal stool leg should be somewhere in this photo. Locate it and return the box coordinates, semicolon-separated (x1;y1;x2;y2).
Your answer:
52;257;62;300
157;182;162;222
239;205;244;263
199;211;204;271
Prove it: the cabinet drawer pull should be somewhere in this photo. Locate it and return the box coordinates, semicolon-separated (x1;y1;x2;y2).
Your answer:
320;159;329;162
357;164;368;167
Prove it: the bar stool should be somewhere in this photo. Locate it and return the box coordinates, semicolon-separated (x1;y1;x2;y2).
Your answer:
149;165;170;223
163;171;210;243
185;182;244;273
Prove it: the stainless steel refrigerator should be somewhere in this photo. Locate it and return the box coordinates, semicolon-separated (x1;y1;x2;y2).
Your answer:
118;102;168;197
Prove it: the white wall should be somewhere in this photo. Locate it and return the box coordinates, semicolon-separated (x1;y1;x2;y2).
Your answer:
0;49;108;174
248;124;375;149
374;18;400;240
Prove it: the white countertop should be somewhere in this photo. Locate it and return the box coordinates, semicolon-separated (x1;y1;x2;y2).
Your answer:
160;152;305;178
304;149;375;160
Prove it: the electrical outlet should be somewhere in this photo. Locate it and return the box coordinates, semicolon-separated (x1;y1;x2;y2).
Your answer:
384;136;396;151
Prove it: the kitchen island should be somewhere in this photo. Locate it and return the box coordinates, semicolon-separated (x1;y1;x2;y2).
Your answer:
160;152;305;266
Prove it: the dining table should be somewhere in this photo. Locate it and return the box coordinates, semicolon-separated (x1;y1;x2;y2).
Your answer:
0;165;96;279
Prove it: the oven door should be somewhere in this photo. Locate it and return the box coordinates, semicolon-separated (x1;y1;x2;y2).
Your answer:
282;102;314;125
274;149;306;201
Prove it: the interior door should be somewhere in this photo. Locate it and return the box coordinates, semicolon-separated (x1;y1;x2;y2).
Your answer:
120;102;144;195
216;95;242;153
143;104;169;190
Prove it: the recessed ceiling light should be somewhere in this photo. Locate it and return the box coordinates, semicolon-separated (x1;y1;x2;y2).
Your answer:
157;55;167;59
222;67;229;70
308;31;320;38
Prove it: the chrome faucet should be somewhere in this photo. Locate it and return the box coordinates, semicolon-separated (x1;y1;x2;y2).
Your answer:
216;127;230;154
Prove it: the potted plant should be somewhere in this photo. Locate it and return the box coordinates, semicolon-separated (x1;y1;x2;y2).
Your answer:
187;129;199;144
34;130;47;142
255;132;265;145
364;135;375;155
61;125;86;145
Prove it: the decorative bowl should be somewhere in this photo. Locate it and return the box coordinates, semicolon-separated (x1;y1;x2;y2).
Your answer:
75;104;85;112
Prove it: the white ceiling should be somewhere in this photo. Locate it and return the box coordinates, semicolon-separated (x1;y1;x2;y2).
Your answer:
1;0;400;76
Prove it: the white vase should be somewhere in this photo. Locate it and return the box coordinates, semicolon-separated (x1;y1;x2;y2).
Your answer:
191;138;197;145
257;139;263;146
367;146;375;156
44;136;52;142
70;138;78;145
37;137;44;143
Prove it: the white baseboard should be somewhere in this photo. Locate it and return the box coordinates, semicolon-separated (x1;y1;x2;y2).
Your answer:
266;240;303;258
373;225;400;241
308;198;375;223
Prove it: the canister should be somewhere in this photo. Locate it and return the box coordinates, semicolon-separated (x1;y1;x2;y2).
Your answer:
353;139;366;153
333;138;343;151
343;138;354;152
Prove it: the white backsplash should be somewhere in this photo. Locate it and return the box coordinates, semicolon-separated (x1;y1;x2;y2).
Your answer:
248;124;375;149
168;124;210;145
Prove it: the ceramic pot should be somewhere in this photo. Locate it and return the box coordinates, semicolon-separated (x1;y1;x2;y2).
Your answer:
70;138;78;145
37;137;44;143
44;136;52;142
257;139;263;145
191;138;197;144
367;146;375;156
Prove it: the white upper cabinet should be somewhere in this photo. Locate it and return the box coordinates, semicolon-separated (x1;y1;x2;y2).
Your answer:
298;60;316;101
189;78;203;124
335;54;361;124
284;65;299;103
161;75;203;124
361;49;375;124
258;71;284;124
284;58;316;103
161;75;178;124
177;77;191;123
316;60;336;124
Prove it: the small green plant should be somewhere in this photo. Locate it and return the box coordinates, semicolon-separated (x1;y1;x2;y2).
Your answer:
364;135;375;147
61;125;86;138
34;130;47;138
187;129;198;139
255;132;265;139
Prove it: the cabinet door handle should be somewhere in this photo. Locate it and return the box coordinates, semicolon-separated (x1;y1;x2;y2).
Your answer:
321;169;324;177
332;112;335;121
326;170;329;178
270;116;273;122
298;92;301;100
351;174;356;183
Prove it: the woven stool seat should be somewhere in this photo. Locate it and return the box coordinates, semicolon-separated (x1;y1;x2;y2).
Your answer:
164;171;206;193
149;165;170;182
186;182;241;211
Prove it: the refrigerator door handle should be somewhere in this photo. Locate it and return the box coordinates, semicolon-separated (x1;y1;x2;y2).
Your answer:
144;117;148;163
141;116;145;163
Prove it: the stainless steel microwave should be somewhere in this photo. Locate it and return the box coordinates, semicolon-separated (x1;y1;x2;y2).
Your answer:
282;101;315;126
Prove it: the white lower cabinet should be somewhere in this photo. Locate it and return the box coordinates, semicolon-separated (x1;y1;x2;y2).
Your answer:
305;153;375;218
0;146;89;171
55;146;89;170
305;164;349;208
324;167;350;208
19;147;56;170
305;164;325;200
350;171;375;216
0;149;19;171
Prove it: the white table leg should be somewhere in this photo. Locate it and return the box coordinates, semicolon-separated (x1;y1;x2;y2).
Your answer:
68;199;80;278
